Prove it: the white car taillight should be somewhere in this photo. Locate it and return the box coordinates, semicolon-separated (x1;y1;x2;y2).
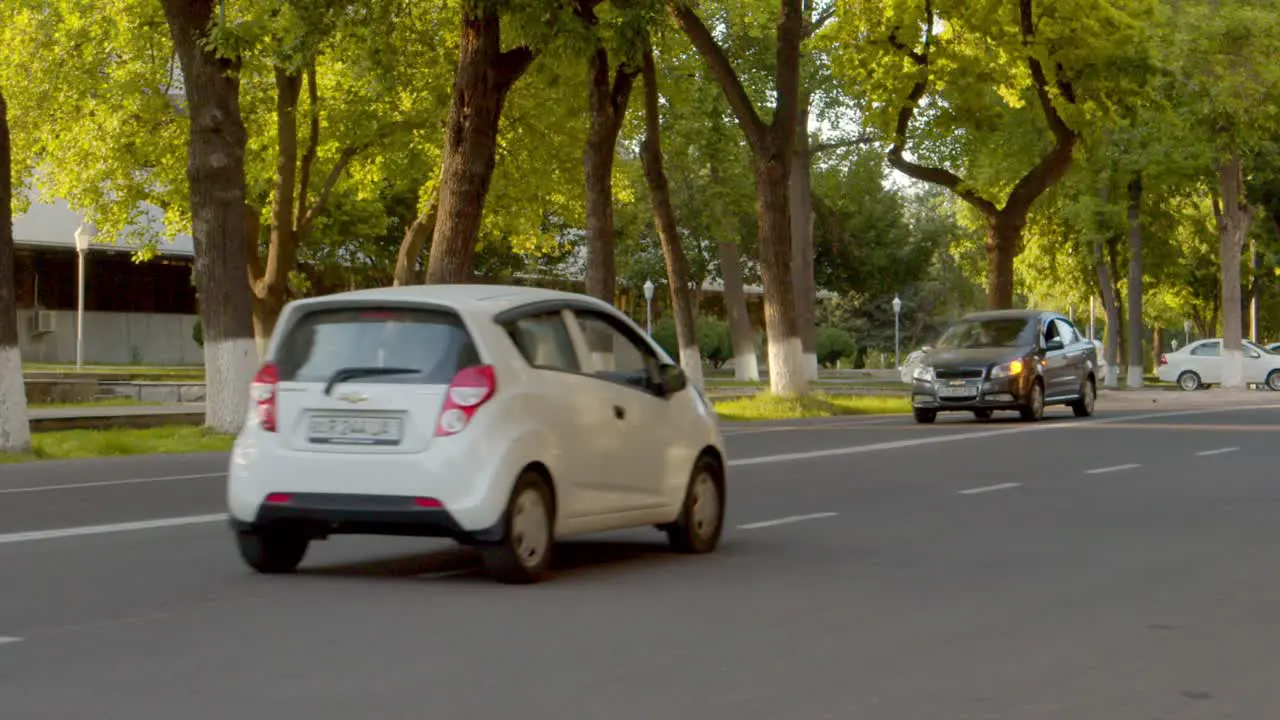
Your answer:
435;365;497;437
251;362;279;432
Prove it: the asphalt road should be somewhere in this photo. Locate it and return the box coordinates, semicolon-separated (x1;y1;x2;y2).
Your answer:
4;397;1280;718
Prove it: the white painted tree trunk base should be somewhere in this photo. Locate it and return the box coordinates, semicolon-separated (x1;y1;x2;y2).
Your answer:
768;336;809;396
678;345;704;390
1221;348;1245;389
733;352;760;382
802;352;819;382
205;338;258;435
0;346;31;453
1126;365;1144;389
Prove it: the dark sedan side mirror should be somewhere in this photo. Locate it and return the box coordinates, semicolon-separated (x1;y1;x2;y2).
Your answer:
1044;339;1065;352
657;364;687;397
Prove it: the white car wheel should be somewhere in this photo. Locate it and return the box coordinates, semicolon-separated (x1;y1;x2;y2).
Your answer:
483;472;554;584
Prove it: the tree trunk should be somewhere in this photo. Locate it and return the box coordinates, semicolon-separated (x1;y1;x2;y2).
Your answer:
985;215;1022;309
1152;325;1162;370
162;0;256;434
639;45;701;387
247;67;302;357
1095;235;1122;389
718;240;759;381
583;46;638;304
755;154;805;395
393;193;438;286
790;94;818;380
425;8;534;284
672;0;807;396
1125;174;1144;388
1216;154;1254;389
0;89;31;453
1249;238;1259;342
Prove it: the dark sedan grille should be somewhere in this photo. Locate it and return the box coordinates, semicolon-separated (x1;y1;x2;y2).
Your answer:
934;368;985;380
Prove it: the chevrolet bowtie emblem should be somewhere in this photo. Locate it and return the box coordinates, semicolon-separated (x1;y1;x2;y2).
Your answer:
337;391;368;404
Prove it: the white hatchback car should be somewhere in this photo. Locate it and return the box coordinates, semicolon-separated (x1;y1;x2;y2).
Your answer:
227;285;727;584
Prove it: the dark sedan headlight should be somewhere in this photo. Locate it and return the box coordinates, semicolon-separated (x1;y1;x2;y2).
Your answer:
912;365;935;382
989;359;1026;379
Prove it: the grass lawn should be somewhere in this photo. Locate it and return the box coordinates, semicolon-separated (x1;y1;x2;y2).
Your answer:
713;392;911;422
0;426;234;463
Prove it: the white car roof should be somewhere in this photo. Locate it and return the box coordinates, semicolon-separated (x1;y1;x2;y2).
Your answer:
284;284;613;318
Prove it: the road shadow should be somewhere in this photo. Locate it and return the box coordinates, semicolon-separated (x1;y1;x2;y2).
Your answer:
299;535;693;583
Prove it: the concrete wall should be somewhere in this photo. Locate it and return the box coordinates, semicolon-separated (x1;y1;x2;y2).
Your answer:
17;310;203;365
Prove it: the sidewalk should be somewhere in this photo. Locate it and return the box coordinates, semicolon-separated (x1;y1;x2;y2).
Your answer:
29;404;205;432
1097;387;1280;410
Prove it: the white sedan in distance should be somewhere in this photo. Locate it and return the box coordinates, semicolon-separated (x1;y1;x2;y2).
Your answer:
1157;338;1280;391
227;284;726;584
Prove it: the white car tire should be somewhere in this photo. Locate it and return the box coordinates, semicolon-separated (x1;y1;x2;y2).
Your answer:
236;529;310;574
664;455;725;554
1178;371;1202;392
483;471;555;585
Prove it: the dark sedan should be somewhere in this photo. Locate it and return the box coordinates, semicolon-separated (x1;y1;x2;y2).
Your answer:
910;310;1099;424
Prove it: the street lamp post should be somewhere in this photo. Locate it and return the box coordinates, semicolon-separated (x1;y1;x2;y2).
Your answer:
73;224;95;371
1184;319;1191;347
892;295;902;369
643;279;655;335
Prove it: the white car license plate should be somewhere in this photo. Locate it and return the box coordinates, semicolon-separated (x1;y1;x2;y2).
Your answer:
307;415;403;446
937;385;978;398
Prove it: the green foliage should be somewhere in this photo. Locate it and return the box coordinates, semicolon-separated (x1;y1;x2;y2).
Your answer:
815;326;855;366
651;315;733;366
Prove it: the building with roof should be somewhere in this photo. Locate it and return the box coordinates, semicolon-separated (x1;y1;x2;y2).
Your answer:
13;198;201;365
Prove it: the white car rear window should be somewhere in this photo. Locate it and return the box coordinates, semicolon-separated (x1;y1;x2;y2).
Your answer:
274;306;480;385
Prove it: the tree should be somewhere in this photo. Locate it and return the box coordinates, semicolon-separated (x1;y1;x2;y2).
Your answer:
236;0;442;347
163;0;258;433
672;0;809;396
0;88;30;453
639;40;703;386
1170;0;1280;387
581;1;641;304
425;3;537;284
834;0;1156;310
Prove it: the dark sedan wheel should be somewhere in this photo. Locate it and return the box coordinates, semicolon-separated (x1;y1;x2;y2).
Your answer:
913;408;937;424
1019;380;1045;422
1071;377;1096;418
972;409;993;421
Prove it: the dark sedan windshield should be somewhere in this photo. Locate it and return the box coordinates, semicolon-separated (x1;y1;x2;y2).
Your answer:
936;318;1037;349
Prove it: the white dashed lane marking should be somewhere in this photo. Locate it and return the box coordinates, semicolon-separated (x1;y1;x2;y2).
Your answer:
957;483;1022;495
1195;447;1240;457
737;513;839;530
1085;464;1142;475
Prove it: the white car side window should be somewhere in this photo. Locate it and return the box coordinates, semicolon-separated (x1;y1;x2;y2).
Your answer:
1190;342;1221;357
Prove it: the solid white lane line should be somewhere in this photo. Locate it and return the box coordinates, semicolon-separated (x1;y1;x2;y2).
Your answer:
957;482;1022;495
0;514;228;545
727;404;1280;468
0;473;226;495
0;636;23;645
737;512;839;530
1085;463;1141;475
1196;447;1241;457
